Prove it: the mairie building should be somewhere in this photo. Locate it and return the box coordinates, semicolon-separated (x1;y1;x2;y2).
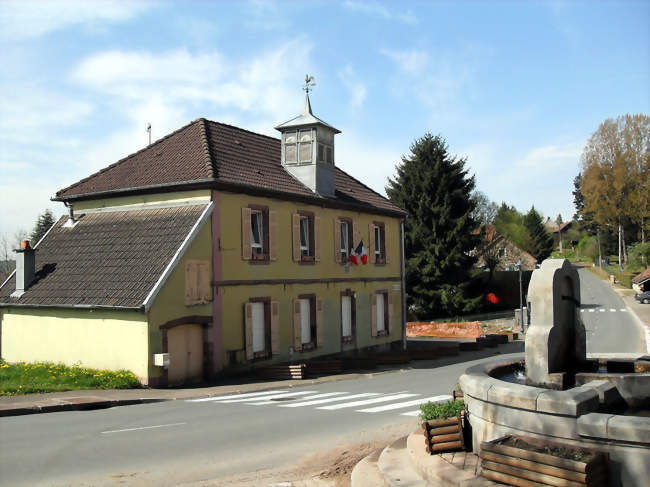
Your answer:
0;96;407;386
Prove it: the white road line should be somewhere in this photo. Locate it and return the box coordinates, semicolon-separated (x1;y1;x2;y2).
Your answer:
317;393;419;410
400;410;421;417
356;395;452;413
279;393;381;408
186;390;288;403
599;309;606;312
247;392;347;405
621;308;627;312
610;308;616;312
219;391;317;403
101;422;186;434
580;309;585;313
589;309;595;313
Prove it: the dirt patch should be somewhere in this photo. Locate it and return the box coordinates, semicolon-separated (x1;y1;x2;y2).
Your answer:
500;436;596;462
407;321;484;338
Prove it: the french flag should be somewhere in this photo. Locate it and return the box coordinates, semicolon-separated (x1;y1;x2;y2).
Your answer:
349;241;368;266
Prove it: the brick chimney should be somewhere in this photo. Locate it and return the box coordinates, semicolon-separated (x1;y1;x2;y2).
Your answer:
11;240;36;298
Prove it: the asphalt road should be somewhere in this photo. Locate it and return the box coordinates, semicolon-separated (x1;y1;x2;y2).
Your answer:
577;268;646;354
0;348;524;487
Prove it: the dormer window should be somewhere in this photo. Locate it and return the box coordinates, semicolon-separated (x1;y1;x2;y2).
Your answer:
284;132;297;163
299;130;312;163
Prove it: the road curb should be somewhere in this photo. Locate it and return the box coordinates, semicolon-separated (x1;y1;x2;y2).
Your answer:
0;398;167;417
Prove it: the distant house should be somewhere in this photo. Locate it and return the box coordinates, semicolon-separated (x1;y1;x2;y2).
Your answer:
632;268;650;293
0;95;407;386
473;226;537;271
551;221;573;251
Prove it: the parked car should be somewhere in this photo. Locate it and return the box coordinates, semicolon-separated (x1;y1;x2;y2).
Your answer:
635;291;650;304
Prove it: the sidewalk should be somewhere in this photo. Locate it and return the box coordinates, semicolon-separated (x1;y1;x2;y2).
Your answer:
612;285;650;353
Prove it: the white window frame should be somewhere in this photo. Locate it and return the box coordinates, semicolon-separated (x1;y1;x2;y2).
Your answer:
250;210;264;254
341;295;352;338
298;129;312;163
340;221;349;260
300;216;310;256
300;298;312;344
251;302;266;353
376;293;386;332
374;226;382;259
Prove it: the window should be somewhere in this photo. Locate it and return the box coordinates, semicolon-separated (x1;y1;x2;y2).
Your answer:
498;247;507;259
376;293;386;333
251;302;266;353
372;291;389;338
300;216;310;257
300;298;312;345
294;294;318;351
374;223;386;264
340;220;351;261
251;210;264;255
299;130;312;163
341;290;356;343
293;211;318;263
184;260;211;306
284;132;297;163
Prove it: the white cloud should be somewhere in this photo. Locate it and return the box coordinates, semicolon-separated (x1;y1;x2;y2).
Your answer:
343;1;417;24
379;49;429;75
0;0;152;41
338;65;367;110
516;142;583;170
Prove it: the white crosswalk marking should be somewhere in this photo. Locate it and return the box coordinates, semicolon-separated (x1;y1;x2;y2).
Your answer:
620;308;627;312
317;393;418;410
356;395;452;413
248;392;348;405
610;308;616;312
580;309;585;313
279;392;381;408
186;390;288;403
599;309;605;312
218;391;317;403
589;309;595;313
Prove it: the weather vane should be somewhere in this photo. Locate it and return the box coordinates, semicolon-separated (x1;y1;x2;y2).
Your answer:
303;74;316;94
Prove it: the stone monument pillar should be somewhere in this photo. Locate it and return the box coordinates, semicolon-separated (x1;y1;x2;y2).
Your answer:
525;259;585;389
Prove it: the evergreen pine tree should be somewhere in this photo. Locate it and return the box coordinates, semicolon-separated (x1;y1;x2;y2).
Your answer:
30;209;56;244
386;133;481;318
524;207;554;260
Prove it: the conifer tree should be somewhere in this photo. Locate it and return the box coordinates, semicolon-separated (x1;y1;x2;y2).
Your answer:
386;133;481;318
524;206;554;260
30;209;56;245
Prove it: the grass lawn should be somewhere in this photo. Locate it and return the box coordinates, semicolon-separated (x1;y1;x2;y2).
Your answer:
0;359;141;396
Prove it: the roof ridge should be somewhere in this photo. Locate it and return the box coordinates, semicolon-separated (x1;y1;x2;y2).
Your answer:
198;118;217;179
56;118;206;197
204;119;281;143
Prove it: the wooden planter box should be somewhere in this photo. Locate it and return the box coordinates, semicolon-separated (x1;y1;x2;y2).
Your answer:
480;435;607;487
421;413;465;454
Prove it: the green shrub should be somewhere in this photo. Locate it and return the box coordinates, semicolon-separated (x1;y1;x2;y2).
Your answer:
419;399;464;421
0;361;141;395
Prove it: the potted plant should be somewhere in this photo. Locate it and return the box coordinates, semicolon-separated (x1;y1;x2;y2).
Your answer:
419;399;466;454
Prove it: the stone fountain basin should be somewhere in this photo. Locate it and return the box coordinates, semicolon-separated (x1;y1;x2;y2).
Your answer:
460;356;650;487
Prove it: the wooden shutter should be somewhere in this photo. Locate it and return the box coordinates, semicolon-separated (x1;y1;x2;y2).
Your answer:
334;219;341;263
241;207;252;260
271;301;280;355
385;223;390;264
185;262;197;305
368;223;376;264
244;303;254;360
371;293;378;337
292;213;301;262
314;216;321;262
269;211;278;261
293;299;302;351
353;220;360;248
316;299;324;348
197;261;210;303
388;300;394;335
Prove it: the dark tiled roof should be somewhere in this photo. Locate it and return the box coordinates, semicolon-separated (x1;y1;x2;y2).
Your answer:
0;205;208;308
633;268;650;284
56;119;405;215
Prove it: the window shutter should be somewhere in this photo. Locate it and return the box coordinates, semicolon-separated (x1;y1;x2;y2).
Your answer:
293;299;302;351
269;211;278;261
385;223;390;264
316;299;324;347
334;219;341;263
198;261;211;303
371;293;378;337
271;301;280;355
388;301;394;335
292;213;301;262
368;223;376;264
241;207;252;260
353;220;360;249
244;303;254;360
314;216;321;262
185;262;197;305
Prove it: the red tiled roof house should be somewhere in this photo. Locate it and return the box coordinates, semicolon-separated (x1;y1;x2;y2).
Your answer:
0;96;407;386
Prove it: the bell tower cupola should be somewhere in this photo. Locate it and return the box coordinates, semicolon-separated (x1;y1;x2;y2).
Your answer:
275;75;341;198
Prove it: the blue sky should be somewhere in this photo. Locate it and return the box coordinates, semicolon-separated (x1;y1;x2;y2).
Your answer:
1;0;648;241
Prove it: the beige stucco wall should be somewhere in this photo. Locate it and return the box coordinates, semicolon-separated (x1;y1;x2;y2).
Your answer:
0;307;149;379
71;190;211;212
146;220;213;381
218;191;403;367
